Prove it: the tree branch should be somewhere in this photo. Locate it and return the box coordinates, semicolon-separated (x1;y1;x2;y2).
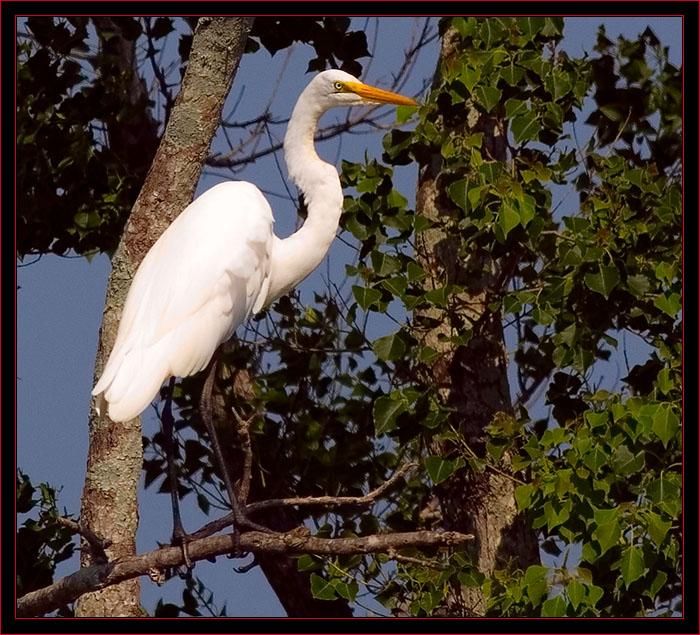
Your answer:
17;529;473;617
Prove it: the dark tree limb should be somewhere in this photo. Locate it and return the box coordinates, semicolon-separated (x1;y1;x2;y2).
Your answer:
17;529;473;618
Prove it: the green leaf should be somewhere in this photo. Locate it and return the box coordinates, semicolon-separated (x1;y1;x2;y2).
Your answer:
511;112;540;143
419;346;440;362
479;19;505;48
620;547;645;588
372;395;407;436
518;194;536;226
460;66;481;92
654;292;681;317
656;368;673;394
448;178;473;212
514;483;533;510
543;500;569;530
652;403;679;447
498;202;521;237
425;456;463;484
500;64;524;85
567;580;585;610
381;276;408;298
425;286;450;307
646;475;681;515
646;512;672;547
396;104;418;124
370;250;402;277
523;566;549;605
372;332;407;362
649;570;667;598
593;509;621;554
406;262;427;282
626;274;650;298
612;445;645;475
310;574;337;600
541;594;567;617
475;85;502;113
352;285;382;310
517;16;545;38
296;554;322;571
334;579;359;602
584;265;620;299
505;97;529;118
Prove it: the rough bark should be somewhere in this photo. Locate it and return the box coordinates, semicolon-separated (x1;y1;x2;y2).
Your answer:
413;27;539;616
77;17;253;617
19;528;471;618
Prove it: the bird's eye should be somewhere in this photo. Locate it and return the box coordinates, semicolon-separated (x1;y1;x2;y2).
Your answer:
333;81;344;91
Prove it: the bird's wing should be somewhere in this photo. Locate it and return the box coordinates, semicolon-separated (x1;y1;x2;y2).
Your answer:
93;182;274;421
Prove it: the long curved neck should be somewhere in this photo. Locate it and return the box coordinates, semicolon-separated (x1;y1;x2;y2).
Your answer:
265;89;343;304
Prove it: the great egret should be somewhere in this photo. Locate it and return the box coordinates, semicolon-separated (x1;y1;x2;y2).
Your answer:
92;69;416;421
91;70;416;544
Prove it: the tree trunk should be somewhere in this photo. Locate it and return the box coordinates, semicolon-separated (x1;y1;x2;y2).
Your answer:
77;17;253;617
413;27;539;617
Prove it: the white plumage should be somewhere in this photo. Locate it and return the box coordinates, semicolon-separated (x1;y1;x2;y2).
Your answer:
92;70;417;422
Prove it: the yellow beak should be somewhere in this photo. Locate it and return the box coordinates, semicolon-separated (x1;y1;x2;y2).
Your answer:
344;81;418;106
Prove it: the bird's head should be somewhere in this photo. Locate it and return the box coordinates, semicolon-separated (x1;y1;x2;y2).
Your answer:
310;69;418;110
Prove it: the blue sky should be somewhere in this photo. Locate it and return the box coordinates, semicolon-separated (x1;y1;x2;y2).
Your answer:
17;16;682;617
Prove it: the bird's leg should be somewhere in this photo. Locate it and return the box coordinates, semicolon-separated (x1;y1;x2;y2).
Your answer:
161;377;193;571
199;355;274;548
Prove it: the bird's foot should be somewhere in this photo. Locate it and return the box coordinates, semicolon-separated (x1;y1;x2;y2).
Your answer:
171;526;194;577
226;505;278;560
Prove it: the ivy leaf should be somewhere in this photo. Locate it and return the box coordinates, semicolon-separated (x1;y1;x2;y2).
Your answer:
352;285;382;310
425;456;464;484
514;483;533;510
475;85;502;113
511;112;540;143
584;265;620;299
372;394;407;436
626;274;650;297
460;66;481;92
646;512;672;547
448;178;473;212
334;579;359;602
500;64;524;85
517;16;545;38
498;202;521;237
620;547;645;588
654;292;681;317
541;594;567;617
505;97;528;118
567;580;585;610
372;332;407;361
593;509;621;554
370;250;402;276
651;403;679;447
518;194;536;226
310;574;337;600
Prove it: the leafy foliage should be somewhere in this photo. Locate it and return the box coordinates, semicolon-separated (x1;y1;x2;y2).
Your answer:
16;17;161;258
150;18;682;617
248;17;369;76
18;17;681;617
16;470;75;616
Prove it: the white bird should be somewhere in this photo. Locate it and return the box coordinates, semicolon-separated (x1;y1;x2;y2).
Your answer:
92;69;417;422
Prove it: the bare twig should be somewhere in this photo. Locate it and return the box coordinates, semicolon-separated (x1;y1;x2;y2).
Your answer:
246;462;417;513
17;527;473;617
388;548;446;570
186;462;417;542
